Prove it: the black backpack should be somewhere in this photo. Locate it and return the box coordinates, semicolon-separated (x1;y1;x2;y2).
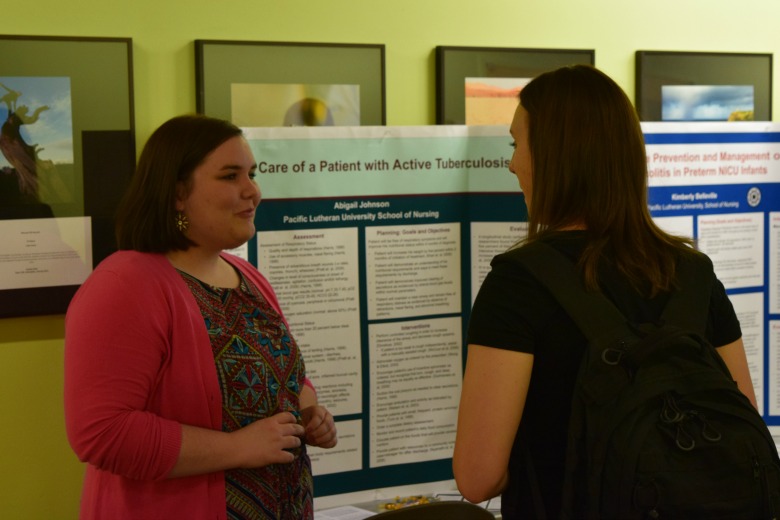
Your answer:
518;241;780;519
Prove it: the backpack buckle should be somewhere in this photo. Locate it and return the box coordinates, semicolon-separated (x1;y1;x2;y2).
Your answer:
601;347;624;365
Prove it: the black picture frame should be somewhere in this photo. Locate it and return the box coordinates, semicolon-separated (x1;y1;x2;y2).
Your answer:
0;35;135;318
435;46;595;124
635;50;773;122
195;40;386;126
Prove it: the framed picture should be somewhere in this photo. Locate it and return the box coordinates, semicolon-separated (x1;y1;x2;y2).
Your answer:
0;35;135;318
635;51;773;122
195;40;386;127
435;46;595;125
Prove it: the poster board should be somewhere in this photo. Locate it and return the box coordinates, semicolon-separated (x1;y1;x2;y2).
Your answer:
239;123;780;498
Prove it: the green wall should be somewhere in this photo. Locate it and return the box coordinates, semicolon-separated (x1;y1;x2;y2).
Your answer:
1;0;779;517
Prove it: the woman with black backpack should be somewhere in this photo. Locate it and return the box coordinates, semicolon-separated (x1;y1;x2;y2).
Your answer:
453;65;768;519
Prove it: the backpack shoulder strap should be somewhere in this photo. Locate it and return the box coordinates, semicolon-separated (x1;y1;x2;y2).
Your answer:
516;241;629;342
517;242;715;338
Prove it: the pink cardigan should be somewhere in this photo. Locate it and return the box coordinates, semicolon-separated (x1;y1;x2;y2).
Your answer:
64;251;290;520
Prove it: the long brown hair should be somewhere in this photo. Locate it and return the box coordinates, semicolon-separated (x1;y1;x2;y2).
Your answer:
520;65;695;295
115;114;243;252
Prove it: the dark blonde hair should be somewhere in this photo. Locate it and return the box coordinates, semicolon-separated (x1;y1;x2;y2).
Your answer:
520;65;694;295
115;114;243;252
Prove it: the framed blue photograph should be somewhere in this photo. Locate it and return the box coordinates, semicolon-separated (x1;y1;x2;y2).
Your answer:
635;51;773;122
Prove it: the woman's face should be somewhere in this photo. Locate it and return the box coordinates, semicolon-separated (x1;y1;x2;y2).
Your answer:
509;104;533;212
176;136;261;253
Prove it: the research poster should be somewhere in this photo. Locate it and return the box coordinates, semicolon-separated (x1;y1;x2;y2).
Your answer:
643;122;780;417
242;123;780;497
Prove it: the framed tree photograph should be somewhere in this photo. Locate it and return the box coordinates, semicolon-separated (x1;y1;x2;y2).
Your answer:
195;40;386;127
635;51;773;122
0;35;135;318
435;46;595;125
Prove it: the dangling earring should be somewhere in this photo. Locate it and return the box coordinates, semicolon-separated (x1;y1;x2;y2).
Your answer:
175;212;189;232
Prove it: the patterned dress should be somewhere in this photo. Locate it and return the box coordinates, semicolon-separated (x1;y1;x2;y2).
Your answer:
179;269;314;520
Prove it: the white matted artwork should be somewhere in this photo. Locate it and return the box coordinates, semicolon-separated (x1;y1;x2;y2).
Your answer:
464;77;528;125
231;83;360;127
662;85;755;121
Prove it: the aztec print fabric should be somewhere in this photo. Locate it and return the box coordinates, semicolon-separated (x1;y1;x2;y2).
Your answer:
179;269;313;520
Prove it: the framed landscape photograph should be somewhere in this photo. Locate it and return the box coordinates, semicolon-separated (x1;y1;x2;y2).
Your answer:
635;51;773;122
195;40;386;126
435;46;595;125
0;35;135;318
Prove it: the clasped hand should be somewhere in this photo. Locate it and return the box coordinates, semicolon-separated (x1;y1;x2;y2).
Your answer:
300;404;337;449
235;406;336;468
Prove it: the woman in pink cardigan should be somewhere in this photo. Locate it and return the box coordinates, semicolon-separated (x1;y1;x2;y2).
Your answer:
64;114;337;519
